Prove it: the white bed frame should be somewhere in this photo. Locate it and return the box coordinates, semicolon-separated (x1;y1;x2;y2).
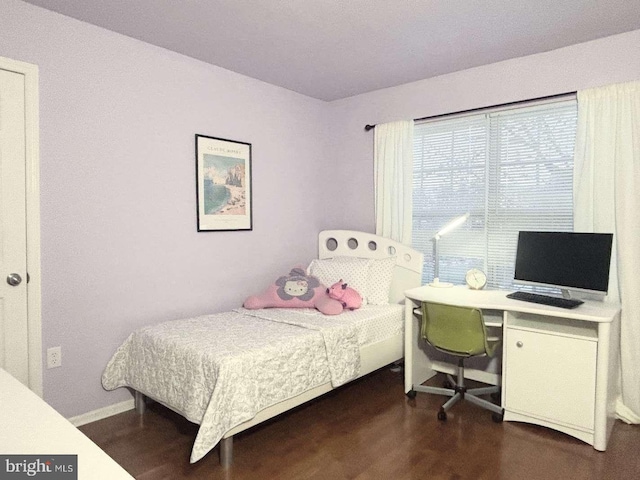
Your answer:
134;230;423;467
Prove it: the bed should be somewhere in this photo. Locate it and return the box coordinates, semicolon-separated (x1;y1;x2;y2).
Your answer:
101;230;423;467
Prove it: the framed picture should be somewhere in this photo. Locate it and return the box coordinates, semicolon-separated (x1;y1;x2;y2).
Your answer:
195;134;252;231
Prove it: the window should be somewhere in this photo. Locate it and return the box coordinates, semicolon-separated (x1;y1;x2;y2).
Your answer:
412;98;578;292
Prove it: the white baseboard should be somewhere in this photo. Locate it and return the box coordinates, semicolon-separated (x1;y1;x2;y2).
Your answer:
69;399;135;427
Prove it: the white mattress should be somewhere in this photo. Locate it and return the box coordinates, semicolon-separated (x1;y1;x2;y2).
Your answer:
102;305;404;462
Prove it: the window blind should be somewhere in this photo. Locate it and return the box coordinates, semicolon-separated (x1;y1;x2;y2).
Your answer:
412;99;578;291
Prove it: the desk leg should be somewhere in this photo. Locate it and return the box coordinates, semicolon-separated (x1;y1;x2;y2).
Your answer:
404;299;436;393
404;301;414;393
594;320;617;451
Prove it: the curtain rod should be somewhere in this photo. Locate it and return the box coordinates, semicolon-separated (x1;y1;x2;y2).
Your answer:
364;91;577;131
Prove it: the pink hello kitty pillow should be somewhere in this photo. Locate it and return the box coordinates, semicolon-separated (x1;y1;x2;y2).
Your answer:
243;267;343;315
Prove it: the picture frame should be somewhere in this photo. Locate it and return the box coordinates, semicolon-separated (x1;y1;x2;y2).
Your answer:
195;134;252;231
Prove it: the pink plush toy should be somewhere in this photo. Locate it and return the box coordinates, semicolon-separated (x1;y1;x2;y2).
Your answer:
327;280;362;310
244;267;343;315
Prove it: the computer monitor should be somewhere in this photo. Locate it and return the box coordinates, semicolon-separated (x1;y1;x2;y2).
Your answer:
513;231;613;296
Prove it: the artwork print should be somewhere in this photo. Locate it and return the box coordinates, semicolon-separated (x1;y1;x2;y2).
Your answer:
196;135;252;231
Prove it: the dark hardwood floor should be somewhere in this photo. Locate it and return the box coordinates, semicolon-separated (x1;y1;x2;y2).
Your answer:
80;368;640;479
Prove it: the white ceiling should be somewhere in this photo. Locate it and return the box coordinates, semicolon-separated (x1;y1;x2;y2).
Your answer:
22;0;640;101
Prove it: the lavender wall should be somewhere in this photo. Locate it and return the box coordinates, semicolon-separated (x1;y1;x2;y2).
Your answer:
327;29;640;229
2;0;639;420
1;0;343;417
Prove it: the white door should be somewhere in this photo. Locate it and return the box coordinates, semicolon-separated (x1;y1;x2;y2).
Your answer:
0;68;30;386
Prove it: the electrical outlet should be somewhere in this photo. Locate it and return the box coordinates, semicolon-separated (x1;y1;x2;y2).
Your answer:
47;346;62;368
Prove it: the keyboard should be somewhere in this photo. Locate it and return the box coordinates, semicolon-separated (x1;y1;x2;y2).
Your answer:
506;291;584;309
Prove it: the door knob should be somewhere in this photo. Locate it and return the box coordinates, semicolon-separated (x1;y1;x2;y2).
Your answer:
516;341;523;348
6;273;22;286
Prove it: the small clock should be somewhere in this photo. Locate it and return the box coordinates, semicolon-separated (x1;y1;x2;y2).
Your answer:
465;268;487;290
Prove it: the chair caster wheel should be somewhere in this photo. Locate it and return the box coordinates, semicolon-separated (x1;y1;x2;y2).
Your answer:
443;380;453;389
406;390;417;399
492;411;504;423
437;409;447;421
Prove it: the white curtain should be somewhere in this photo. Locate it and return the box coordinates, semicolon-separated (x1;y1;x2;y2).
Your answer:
374;120;414;244
573;80;640;423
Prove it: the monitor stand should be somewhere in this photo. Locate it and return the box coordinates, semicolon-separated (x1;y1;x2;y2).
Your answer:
562;288;606;302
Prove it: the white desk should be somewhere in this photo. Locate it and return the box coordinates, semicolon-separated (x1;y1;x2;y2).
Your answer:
404;285;621;451
0;368;133;479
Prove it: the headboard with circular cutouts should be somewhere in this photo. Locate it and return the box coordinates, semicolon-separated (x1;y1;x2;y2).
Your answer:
318;230;424;304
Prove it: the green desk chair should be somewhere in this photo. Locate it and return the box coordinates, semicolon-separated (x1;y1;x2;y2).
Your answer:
407;301;504;422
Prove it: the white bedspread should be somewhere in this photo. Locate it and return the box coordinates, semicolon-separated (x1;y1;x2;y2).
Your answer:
101;308;365;462
240;307;361;386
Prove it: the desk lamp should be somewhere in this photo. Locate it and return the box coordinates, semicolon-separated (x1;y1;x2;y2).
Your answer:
429;212;470;287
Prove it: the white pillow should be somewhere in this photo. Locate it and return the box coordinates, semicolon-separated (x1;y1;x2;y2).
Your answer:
308;257;371;306
331;256;396;305
310;256;397;305
367;257;396;305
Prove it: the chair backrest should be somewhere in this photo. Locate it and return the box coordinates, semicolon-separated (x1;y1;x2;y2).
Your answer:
421;302;489;357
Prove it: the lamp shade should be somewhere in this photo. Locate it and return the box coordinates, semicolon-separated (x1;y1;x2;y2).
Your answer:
430;212;470;287
435;212;470;238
